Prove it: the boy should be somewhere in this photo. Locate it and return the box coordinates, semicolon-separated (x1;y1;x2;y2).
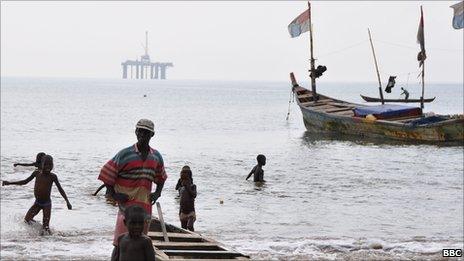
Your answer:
2;154;72;234
13;152;46;168
178;166;197;231
111;205;156;261
246;154;266;182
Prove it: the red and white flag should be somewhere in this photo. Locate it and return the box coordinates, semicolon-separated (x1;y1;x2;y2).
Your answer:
288;9;310;38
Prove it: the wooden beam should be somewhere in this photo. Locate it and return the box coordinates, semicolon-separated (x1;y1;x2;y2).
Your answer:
326;108;354;113
148;232;203;239
154;242;221;250
163;249;246;258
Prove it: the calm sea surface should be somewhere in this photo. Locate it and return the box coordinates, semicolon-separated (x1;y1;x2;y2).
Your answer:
1;77;463;260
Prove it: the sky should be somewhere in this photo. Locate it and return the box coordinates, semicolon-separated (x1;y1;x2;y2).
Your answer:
1;1;463;83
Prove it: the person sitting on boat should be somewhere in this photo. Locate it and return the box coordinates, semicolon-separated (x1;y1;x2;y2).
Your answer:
13;152;46;168
111;205;155;261
246;154;266;182
175;165;193;196
178;166;197;231
400;87;410;100
2;155;72;234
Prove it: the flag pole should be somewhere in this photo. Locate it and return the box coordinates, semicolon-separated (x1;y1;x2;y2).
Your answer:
308;1;317;101
367;28;385;105
420;6;425;110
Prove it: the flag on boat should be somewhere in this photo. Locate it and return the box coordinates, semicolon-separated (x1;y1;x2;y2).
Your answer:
288;9;310;38
416;6;426;67
450;1;464;29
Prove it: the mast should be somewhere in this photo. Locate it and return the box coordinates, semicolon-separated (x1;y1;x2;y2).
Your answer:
419;6;425;110
308;1;317;100
145;31;149;56
367;28;385;105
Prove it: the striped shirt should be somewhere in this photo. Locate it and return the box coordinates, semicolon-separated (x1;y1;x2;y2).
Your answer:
98;144;167;214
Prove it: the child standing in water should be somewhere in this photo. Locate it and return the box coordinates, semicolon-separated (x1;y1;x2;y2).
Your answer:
178;166;197;231
13;152;46;168
111;205;155;261
2;155;72;234
246;154;266;182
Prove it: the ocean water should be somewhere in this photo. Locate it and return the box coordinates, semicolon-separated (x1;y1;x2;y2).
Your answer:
1;77;463;260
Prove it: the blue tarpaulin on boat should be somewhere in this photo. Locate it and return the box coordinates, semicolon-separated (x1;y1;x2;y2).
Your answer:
408;115;449;126
353;104;422;119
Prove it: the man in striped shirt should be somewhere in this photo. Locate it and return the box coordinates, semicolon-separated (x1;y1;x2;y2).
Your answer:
98;119;167;247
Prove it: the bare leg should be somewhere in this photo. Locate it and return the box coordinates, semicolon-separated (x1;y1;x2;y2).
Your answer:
187;216;195;231
24;204;41;223
180;219;188;229
42;205;51;230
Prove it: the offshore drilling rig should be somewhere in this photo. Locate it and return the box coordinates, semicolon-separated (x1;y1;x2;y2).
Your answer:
121;31;173;80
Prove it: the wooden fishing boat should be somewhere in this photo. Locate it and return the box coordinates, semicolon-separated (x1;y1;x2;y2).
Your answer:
288;4;463;143
360;94;436;103
290;73;464;143
149;217;250;260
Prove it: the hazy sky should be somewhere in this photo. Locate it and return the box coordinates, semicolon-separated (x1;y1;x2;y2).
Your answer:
1;1;463;83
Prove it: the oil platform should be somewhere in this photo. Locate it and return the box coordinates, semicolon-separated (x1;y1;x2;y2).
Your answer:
121;31;173;79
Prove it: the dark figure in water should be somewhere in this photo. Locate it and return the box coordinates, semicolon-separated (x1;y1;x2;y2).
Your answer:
13;152;46;168
2;155;72;234
111;205;155;261
246;154;266;182
177;166;197;231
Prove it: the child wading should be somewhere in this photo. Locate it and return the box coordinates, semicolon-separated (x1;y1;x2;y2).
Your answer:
111;205;156;261
2;155;72;234
246;154;266;182
177;166;197;231
13;152;46;168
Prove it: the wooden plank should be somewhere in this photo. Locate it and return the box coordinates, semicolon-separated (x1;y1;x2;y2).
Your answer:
332;110;354;116
163;249;246;258
310;104;337;110
148;231;203;239
298;94;313;99
327;102;357;108
326;107;354;113
154;242;221;250
154;249;170;261
156;202;169;242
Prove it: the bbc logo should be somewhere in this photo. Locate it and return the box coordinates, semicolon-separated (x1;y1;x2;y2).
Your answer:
442;249;462;257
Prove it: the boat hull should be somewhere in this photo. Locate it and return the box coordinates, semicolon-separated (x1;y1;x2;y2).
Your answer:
299;106;464;142
292;86;463;143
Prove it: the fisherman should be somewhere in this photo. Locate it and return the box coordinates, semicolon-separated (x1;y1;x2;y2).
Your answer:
401;87;410;100
98;119;167;249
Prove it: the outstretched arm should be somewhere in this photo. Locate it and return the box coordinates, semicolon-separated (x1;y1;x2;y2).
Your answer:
13;162;36;167
2;172;36;186
53;175;72;209
92;184;106;196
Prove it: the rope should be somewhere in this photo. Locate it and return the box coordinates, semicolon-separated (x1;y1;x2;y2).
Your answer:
286;90;294;121
375;39;463;52
317;40;369;58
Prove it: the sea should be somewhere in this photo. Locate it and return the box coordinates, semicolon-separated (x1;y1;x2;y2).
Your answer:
1;77;463;260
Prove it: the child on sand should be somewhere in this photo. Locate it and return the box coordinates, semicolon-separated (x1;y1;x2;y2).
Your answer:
246;154;266;182
178;166;197;231
111;205;155;261
2;154;72;234
13;152;46;168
